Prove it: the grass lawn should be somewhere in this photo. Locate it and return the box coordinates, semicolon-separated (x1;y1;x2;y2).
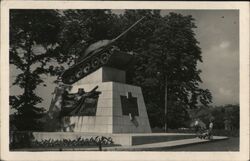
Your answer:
153;137;239;151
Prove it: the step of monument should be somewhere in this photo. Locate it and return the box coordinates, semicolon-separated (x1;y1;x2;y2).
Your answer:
29;132;198;146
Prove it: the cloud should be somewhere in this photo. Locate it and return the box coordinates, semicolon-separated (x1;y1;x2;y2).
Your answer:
219;41;230;49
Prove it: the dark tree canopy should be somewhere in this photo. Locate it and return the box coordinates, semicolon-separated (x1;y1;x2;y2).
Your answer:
10;10;62;130
56;10;119;66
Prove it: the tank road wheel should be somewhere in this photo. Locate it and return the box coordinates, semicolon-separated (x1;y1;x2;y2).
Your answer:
91;57;100;68
100;53;110;64
75;69;84;79
83;63;91;74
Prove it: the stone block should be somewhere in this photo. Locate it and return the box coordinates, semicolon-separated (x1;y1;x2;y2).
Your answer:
100;91;112;99
83;117;95;125
122;116;132;126
117;84;125;92
138;109;147;117
112;91;120;100
96;107;112;116
80;125;87;132
112;82;120;92
95;116;112;125
75;68;102;85
134;86;141;93
97;98;112;108
113;116;124;125
99;82;113;91
112;125;120;133
107;125;113;133
124;126;130;133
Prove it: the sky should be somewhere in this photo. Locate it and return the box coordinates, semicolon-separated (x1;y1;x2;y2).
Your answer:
170;10;239;106
10;10;239;111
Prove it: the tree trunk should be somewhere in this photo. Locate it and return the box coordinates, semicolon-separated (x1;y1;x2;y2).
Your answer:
24;45;32;107
23;40;32;110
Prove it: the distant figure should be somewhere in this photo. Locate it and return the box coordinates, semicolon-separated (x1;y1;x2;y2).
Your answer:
194;119;200;134
208;119;214;136
199;118;214;140
194;119;212;140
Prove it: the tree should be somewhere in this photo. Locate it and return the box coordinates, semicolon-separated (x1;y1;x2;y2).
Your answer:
214;104;239;130
116;11;212;129
189;104;239;130
228;105;239;129
211;107;226;129
187;105;213;127
10;10;62;130
56;10;119;65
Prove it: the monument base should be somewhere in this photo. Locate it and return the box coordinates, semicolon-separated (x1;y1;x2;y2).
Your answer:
63;81;151;133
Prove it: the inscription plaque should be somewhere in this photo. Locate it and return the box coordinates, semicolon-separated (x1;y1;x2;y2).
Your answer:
120;92;139;116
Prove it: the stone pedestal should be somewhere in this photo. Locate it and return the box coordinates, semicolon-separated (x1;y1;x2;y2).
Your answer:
62;67;151;133
77;66;126;85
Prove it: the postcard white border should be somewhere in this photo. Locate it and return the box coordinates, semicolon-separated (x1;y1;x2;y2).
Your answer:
1;1;249;161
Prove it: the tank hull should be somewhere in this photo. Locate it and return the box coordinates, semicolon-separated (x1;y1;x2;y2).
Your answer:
61;49;135;85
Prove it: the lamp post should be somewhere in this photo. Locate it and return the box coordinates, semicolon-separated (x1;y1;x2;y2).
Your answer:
158;58;168;133
164;75;168;133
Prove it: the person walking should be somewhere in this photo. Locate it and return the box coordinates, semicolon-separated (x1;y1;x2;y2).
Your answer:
208;118;214;139
194;119;199;133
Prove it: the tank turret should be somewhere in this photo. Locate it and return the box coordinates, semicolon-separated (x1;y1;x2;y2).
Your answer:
61;17;145;85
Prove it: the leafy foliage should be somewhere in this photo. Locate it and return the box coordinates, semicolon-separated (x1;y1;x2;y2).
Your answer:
10;10;62;130
56;10;119;65
212;104;239;130
188;104;239;130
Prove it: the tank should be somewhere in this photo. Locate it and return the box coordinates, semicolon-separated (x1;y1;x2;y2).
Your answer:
61;17;145;85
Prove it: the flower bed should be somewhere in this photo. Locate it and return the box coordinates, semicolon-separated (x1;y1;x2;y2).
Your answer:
10;131;115;150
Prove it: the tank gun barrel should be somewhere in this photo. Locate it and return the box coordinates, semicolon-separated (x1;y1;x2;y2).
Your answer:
81;16;145;58
111;16;145;43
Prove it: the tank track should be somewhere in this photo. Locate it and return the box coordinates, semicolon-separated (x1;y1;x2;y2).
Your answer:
61;49;113;84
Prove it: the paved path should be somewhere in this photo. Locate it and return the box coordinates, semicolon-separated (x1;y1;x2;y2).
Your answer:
166;137;239;151
102;136;228;151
